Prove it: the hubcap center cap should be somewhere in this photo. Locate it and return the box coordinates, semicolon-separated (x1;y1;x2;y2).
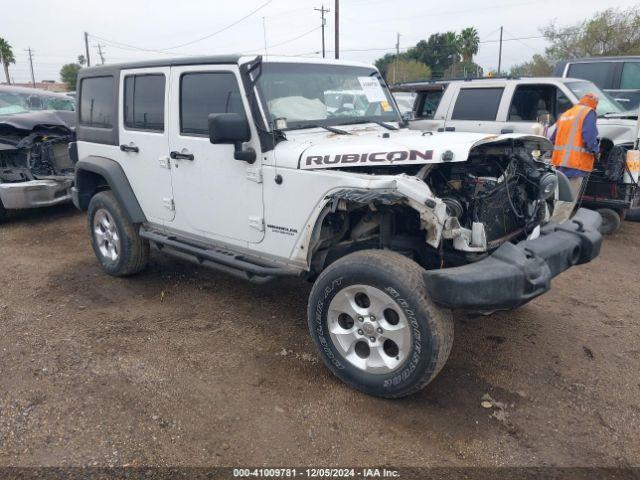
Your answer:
362;323;375;336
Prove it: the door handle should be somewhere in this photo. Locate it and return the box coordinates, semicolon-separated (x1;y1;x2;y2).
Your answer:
444;126;455;132
170;151;194;161
120;144;139;153
501;128;514;134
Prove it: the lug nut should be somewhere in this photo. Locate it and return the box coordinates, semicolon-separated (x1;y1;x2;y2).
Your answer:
377;327;383;333
357;329;364;335
370;315;376;321
370;337;376;342
358;316;364;322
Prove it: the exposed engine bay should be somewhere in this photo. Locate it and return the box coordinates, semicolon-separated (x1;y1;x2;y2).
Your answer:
0;111;76;214
308;137;558;272
0;111;75;183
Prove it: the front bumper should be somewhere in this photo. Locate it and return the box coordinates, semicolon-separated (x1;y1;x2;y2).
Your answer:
424;208;602;311
0;178;73;210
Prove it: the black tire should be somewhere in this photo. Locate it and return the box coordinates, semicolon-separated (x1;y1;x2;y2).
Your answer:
597;208;622;235
626;208;640;222
0;199;6;223
307;249;454;398
87;190;149;276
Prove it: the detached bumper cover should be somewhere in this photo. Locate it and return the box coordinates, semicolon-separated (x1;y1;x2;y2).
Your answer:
0;179;73;210
424;208;602;311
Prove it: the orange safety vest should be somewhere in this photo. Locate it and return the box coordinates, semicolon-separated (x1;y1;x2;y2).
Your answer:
551;104;596;172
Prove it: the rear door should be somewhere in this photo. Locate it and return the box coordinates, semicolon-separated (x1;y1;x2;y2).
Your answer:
502;83;573;134
444;85;506;133
117;68;174;223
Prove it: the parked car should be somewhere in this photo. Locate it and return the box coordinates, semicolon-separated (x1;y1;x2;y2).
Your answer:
553;56;640;110
72;56;601;398
0;85;75;115
0;110;76;221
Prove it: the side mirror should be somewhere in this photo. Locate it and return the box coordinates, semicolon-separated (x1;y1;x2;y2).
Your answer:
208;113;256;163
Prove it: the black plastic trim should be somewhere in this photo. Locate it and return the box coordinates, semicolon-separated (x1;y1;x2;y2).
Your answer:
423;208;603;311
74;156;146;223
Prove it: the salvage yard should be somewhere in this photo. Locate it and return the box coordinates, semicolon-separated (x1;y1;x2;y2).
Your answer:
1;205;639;467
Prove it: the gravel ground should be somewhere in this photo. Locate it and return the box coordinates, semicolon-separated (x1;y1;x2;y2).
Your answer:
0;205;639;468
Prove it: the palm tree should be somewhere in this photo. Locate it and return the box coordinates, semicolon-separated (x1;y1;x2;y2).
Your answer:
0;38;16;84
458;27;480;63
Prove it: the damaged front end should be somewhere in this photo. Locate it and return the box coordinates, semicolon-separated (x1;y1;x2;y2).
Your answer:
0;111;75;212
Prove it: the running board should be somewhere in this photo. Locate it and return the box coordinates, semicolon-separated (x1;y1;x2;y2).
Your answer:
140;228;300;284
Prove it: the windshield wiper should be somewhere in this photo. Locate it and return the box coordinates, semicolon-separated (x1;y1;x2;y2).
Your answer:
293;124;351;135
338;119;399;131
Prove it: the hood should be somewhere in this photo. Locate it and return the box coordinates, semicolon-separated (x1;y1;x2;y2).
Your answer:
0;110;75;133
273;126;550;170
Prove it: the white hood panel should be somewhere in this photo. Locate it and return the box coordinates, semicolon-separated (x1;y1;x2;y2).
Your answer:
270;127;550;170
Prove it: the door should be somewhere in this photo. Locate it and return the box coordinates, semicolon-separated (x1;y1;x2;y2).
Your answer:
168;65;264;244
118;68;174;222
444;86;506;133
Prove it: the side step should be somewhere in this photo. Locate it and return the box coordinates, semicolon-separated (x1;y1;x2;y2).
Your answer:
140;228;301;284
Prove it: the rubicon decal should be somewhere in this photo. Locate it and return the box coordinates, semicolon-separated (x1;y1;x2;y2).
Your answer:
304;150;434;168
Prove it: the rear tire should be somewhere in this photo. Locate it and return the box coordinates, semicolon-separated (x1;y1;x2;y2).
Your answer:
597;208;622;235
626;208;640;222
87;191;149;276
307;249;454;398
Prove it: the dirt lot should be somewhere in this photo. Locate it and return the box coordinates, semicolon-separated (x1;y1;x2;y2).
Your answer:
0;205;639;468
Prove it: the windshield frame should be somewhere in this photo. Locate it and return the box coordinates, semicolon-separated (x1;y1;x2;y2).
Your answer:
564;80;625;116
254;61;402;131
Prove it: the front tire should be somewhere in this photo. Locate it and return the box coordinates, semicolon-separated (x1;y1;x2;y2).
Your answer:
307;250;454;398
87;191;149;276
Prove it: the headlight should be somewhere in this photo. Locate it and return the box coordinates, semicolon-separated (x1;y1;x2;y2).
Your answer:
538;172;558;200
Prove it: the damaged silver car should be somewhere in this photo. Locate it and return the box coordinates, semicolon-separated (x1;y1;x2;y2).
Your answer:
0;109;76;221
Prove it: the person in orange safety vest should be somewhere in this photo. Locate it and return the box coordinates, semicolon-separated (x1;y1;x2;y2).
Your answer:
549;93;600;200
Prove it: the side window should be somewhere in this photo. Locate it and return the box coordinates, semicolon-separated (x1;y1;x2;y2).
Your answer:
180;72;245;136
418;90;444;119
451;88;504;121
555;89;573;119
80;76;114;128
508;85;555;122
123;74;166;131
567;62;614;89
621;62;640;89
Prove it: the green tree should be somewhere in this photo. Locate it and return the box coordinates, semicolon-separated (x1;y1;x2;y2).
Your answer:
444;61;483;79
391;59;431;83
509;54;553;77
60;63;81;90
0;38;16;84
543;6;640;60
458;27;480;63
78;55;86;66
406;32;461;79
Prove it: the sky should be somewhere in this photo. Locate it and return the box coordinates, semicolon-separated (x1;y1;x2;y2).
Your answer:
2;0;639;84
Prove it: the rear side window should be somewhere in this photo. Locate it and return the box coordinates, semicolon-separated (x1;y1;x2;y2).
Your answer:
567;62;615;89
621;62;640;89
180;72;245;136
418;90;444;119
80;76;114;128
124;74;165;131
451;88;504;121
509;85;556;122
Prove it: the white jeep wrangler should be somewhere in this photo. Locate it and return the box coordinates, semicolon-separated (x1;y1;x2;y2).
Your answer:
72;56;602;398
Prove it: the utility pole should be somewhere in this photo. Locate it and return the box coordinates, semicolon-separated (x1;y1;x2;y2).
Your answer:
314;5;330;58
84;32;91;67
497;26;503;75
96;44;106;65
26;48;35;87
392;33;400;84
334;0;339;59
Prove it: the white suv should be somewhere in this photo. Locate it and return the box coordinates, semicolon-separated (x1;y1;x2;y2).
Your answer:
72;56;602;398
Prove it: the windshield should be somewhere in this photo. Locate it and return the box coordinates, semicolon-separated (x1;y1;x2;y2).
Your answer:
0;91;75;116
565;81;625;116
256;63;400;130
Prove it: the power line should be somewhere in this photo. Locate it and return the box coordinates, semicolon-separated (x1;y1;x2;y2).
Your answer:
244;26;322;53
